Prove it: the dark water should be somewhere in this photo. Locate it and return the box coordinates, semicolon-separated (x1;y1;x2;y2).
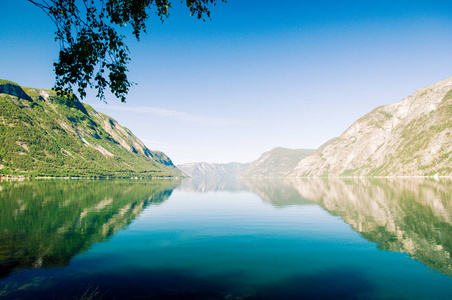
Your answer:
0;178;451;299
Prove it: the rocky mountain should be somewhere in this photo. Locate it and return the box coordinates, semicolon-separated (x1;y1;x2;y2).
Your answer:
0;80;183;177
288;77;452;177
176;162;249;179
241;147;315;178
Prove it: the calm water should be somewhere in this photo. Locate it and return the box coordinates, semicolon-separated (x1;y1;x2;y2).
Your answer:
0;178;451;299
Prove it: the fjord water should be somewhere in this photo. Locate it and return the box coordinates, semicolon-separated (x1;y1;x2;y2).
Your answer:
0;178;451;299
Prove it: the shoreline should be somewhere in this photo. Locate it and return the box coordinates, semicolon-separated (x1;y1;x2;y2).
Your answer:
0;175;184;182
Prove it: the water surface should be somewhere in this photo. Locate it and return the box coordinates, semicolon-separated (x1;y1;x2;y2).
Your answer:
0;178;451;299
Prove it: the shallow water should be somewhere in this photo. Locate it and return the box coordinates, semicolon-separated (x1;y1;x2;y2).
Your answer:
0;178;451;299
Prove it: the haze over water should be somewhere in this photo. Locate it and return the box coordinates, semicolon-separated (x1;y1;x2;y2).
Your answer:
0;178;451;299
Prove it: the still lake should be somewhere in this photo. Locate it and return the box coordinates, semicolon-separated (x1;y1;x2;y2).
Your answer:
0;178;451;299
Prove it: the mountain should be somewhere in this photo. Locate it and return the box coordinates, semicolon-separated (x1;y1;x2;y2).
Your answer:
0;80;183;177
241;147;315;178
176;162;249;179
288;77;452;177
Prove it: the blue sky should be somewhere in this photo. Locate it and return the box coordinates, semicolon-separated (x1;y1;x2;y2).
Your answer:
2;1;452;164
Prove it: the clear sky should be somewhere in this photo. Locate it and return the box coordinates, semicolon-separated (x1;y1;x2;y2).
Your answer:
1;1;452;164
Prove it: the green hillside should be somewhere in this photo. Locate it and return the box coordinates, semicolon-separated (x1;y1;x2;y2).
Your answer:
0;80;183;177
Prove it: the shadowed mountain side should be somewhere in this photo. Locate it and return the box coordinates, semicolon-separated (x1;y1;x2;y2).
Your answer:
0;179;181;278
178;177;249;193
242;147;315;178
288;177;452;276
241;178;312;207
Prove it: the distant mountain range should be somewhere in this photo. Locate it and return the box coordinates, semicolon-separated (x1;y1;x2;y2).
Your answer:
177;162;249;179
178;147;315;179
288;77;452;177
241;147;315;177
0;80;183;177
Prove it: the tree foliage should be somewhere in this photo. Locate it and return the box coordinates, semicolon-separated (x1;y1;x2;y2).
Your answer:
28;0;224;102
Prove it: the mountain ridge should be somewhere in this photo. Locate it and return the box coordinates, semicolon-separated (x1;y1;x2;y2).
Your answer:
0;80;183;177
288;77;452;177
241;147;315;178
177;161;249;179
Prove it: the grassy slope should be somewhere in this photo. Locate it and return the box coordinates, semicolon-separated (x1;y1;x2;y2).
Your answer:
0;82;182;177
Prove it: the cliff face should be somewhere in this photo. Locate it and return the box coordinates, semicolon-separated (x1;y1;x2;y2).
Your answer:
288;77;452;177
242;147;315;178
0;80;183;177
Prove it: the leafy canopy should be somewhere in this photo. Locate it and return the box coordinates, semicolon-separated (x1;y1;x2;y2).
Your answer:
28;0;224;102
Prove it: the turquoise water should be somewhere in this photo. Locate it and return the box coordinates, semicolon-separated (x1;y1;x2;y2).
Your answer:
0;178;451;299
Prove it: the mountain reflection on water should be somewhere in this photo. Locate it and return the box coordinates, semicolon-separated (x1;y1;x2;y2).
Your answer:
0;179;180;278
287;177;452;276
0;177;451;299
242;178;312;207
180;176;452;276
178;177;248;193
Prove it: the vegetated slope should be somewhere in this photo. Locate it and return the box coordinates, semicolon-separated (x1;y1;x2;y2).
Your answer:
241;147;315;177
288;77;452;177
0;80;183;177
177;162;249;179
